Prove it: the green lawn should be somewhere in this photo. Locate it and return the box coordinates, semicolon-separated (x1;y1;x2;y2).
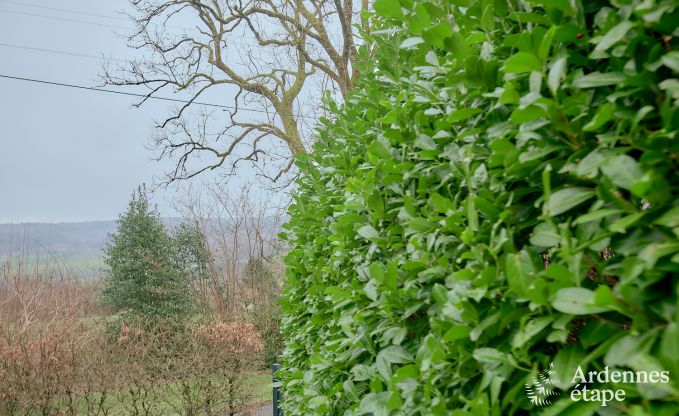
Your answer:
33;373;272;416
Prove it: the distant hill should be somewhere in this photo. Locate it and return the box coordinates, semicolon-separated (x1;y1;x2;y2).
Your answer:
0;221;118;278
0;221;117;256
0;217;282;278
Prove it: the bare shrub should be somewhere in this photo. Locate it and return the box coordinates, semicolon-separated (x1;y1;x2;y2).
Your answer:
175;181;286;367
0;255;102;415
0;254;266;416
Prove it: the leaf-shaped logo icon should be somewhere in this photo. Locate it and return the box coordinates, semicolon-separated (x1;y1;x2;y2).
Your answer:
525;362;560;406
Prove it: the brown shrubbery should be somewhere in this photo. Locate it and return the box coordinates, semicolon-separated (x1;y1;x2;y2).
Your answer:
0;259;266;416
1;184;285;415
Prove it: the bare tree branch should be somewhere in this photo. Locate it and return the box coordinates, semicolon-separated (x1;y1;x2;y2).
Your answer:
103;0;366;184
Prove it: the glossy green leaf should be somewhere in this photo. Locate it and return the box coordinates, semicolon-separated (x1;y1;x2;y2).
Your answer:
505;250;536;297
583;103;614;132
547;57;566;96
503;52;541;73
357;225;379;239
593;20;634;52
530;222;560;247
573;72;626;88
601;154;644;191
552;288;614;315
511;317;553;348
545;188;595;216
400;37;424;48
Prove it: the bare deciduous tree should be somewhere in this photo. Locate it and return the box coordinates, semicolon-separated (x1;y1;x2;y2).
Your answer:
104;0;367;184
174;181;284;317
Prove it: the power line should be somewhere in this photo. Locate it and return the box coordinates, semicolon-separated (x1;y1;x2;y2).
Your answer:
0;8;246;47
0;73;247;111
0;0;191;31
0;0;129;22
0;74;248;111
0;8;135;30
0;73;314;119
0;42;127;63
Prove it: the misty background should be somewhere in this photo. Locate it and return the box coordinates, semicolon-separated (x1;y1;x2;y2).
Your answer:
0;0;284;274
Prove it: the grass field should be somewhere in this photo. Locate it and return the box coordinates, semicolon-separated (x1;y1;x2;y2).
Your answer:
22;373;272;416
2;249;103;278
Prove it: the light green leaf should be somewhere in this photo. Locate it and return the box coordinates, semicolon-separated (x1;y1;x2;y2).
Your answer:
576;149;606;178
449;108;482;122
544;264;574;282
505;250;535;297
605;334;655;367
504;52;541;73
573;72;625;88
369;262;385;284
400;37;424;49
359;392;391;414
373;0;402;20
423;22;454;48
583;103;614;132
546;187;596;216
593;20;634;52
530;222;560;247
601;154;643;191
368;139;393;159
430;192;454;213
660;51;679;72
661;323;679;363
481;3;494;32
376;346;413;379
473;348;514;366
655;207;679;228
416;335;446;372
424;51;439;66
639;242;679;268
510;105;546;124
364;279;378;301
609;212;644;233
379;346;413;364
552;288;614;315
538;26;557;62
511;316;553;348
467;195;478;231
443;325;471;342
548;57;566;96
357;225;379;240
593;285;617;307
553;345;586;389
574;209;623;225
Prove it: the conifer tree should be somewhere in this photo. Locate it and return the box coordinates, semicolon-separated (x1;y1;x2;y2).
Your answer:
102;187;195;318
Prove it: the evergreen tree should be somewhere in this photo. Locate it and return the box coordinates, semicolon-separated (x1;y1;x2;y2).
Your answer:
102;187;194;318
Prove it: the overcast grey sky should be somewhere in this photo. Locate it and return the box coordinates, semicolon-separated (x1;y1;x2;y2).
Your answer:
0;0;257;223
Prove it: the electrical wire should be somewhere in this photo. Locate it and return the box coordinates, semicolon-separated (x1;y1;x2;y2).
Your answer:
0;73;314;119
0;8;135;30
0;0;129;22
0;42;127;63
0;0;190;31
0;0;194;31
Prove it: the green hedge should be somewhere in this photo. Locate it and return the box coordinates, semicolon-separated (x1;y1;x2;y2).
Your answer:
279;0;679;414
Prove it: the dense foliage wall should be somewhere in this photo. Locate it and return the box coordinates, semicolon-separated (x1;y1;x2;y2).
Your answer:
280;0;679;414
